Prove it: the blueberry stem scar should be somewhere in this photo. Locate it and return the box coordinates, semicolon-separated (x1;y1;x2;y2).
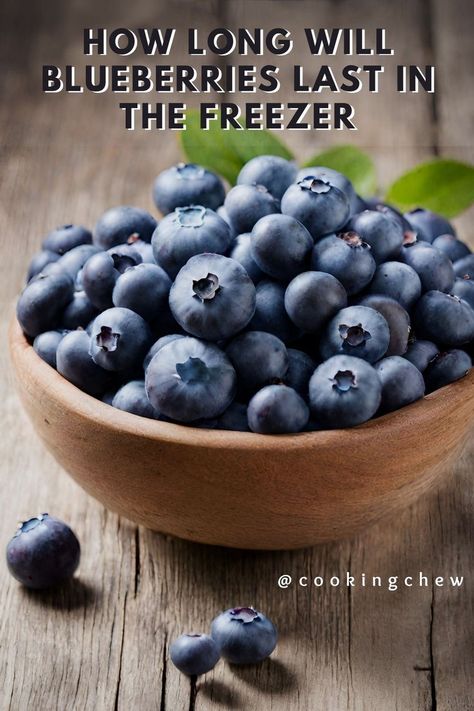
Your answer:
96;326;120;352
192;273;220;301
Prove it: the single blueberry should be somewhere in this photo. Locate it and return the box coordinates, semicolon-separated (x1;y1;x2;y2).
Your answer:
6;513;80;590
226;331;289;398
432;234;471;262
89;307;151;372
311;232;376;295
320;305;390;363
211;607;277;665
404;208;455;243
368;261;422;311
82;245;143;310
112;380;159;419
170;633;221;676
215;401;250;432
358;295;411;357
152;206;232;279
399;242;455;293
27;250;61;282
451;277;474;309
309;355;382;428
43;224;92;255
224;184;280;235
348;210;404;263
169;253;256;341
247;384;309;434
249;279;299;343
453;254;474;280
374;356;425;413
425;350;472;392
284;348;317;400
57;330;114;396
153;163;225;215
281;178;349;239
229;233;264;284
415;291;474;346
296;166;357;212
250;214;313;281
285;271;347;333
403;339;439;372
33;330;68;369
145;337;236;422
94;206;157;249
238;155;297;200
112;263;171;323
61;291;99;329
17;271;74;338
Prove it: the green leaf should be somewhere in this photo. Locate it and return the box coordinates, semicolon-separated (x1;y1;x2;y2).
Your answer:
385;159;474;218
302;145;376;196
180;109;293;184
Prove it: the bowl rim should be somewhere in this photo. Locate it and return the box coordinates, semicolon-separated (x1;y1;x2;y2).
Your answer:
9;315;474;451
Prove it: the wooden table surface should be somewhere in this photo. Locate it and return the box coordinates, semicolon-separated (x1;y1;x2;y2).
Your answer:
1;1;473;709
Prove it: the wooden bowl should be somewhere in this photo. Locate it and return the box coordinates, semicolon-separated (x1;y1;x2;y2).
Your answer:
9;317;474;549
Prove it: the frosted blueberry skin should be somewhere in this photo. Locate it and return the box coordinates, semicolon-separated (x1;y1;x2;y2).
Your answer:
153;163;225;215
403;340;439;373
143;334;185;371
374;356;425;414
453;254;474;280
112;380;159;419
320;305;390;364
425;350;472;393
226;331;289;399
281;178;350;240
57;330;114;397
296;165;357;212
169;253;256;341
451;277;474;309
42;224;92;255
215;402;250;432
211;607;277;665
247;384;309;434
6;514;80;590
145;337;236;422
249;279;299;343
170;633;221;676
368;261;422;311
285;271;347;334
89;307;152;372
229;233;264;284
284;348;317;400
432;234;471;262
61;291;99;330
27;250;61;282
33;330;68;369
250;214;313;282
309;355;382;428
82;245;143;311
224;184;280;235
347;209;404;263
399;242;455;293
415;291;474;347
358;295;410;357
238;155;297;200
311;232;376;295
17;271;74;338
112;263;171;324
404;208;455;243
152;206;232;279
94;206;157;249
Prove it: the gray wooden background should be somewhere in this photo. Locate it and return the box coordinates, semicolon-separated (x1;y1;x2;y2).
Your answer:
0;0;473;709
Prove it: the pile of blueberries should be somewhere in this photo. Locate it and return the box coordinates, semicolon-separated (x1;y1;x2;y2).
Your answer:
18;156;474;433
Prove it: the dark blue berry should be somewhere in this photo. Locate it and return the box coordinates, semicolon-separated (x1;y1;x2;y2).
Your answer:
43;224;92;255
238;155;297;200
153;163;225;215
404;208;455;243
374;356;425;413
61;291;99;329
215;402;250;431
247;384;309;434
399;242;454;293
296;166;357;212
425;350;472;392
45;244;102;281
224;184;280;235
112;380;159;419
368;261;422;311
320;305;390;363
250;214;313;281
226;331;288;398
453;254;474;280
82;245;143;311
170;633;221;676
57;330;113;396
112;263;171;323
229;233;264;284
249;279;299;343
403;339;439;372
451;277;474;309
285;271;347;333
359;295;410;357
432;234;471;262
284;348;316;399
89;307;151;372
17;271;74;338
348;210;404;263
143;334;184;371
415;291;474;346
27;250;61;282
33;330;68;368
281;178;349;239
211;607;277;665
311;232;376;295
94;206;157;249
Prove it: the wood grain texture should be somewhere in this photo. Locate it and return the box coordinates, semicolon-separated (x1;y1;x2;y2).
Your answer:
0;0;473;709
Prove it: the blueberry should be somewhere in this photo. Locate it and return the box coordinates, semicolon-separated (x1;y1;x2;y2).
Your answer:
285;271;347;333
82;245;143;310
249;279;299;343
320;305;390;363
358;295;410;357
368;261;422;311
217;206;237;239
404;208;455;243
425;350;472;392
229;233;264;284
250;214;313;281
374;356;425;413
226;331;288;398
281;178;349;239
415;291;474;346
348;210;404;263
215;401;250;431
296;166;357;211
224;184;280;235
57;330;113;396
112;380;159;419
17;271;74;338
247;384;309;434
43;224;92;255
451;277;474;309
27;250;61;282
169;254;256;341
61;291;99;329
143;334;185;371
311;232;376;295
238;155;297;200
45;244;102;281
89;307;151;372
112;263;171;323
453;254;474;280
403;340;439;372
6;514;80;590
94;206;157;249
399;242;454;293
152;206;232;279
170;633;220;676
33;330;68;368
363;201;413;235
309;355;382;428
211;607;277;665
153;163;225;215
145;337;236;421
284;348;317;399
432;234;471;262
